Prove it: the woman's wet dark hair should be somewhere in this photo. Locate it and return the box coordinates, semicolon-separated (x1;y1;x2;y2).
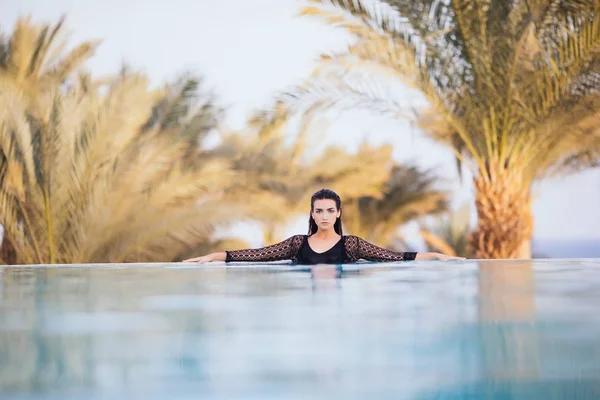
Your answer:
308;189;343;236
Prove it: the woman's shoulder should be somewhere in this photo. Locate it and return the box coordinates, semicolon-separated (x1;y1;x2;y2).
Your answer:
289;234;308;243
341;235;361;245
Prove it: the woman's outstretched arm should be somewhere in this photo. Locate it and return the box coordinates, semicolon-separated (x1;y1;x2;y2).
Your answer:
183;235;304;263
345;236;465;262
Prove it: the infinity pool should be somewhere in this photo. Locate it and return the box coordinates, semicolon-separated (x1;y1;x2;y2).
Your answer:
1;259;600;399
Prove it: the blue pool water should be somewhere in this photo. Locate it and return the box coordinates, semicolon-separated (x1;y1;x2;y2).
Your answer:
1;259;600;399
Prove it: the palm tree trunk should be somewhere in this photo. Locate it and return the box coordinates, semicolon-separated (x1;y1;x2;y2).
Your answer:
469;166;533;259
516;240;531;259
0;235;17;264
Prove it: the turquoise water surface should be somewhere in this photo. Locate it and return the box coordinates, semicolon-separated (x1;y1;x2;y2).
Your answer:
1;259;600;399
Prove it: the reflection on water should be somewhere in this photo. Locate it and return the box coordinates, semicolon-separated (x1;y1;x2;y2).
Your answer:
1;260;600;399
477;261;540;382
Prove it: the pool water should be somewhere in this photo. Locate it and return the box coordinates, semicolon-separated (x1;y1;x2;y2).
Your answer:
1;259;600;399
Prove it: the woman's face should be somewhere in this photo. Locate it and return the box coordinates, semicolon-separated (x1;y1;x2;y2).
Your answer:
311;199;341;232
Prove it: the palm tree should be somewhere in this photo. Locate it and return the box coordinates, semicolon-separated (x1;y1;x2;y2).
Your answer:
0;72;240;264
0;15;99;263
0;16;246;264
273;0;600;258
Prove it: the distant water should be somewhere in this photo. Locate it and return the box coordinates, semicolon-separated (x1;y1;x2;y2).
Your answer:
533;239;600;258
2;259;600;399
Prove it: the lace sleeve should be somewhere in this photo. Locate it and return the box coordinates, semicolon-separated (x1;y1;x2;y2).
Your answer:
344;235;417;262
225;235;305;262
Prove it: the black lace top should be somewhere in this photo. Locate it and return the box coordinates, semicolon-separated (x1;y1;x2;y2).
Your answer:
225;235;417;264
297;236;345;265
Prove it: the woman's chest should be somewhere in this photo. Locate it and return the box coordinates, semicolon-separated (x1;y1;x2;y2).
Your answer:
298;236;345;265
307;237;342;253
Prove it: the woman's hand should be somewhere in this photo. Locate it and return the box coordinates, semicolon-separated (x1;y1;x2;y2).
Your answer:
183;252;226;264
436;253;466;261
416;252;466;261
182;255;213;264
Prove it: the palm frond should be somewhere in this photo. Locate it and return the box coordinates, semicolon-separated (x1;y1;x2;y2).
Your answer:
45;41;100;83
420;201;472;257
342;164;449;246
1;15;97;94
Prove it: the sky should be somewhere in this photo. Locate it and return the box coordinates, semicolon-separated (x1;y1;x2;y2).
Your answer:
2;0;600;245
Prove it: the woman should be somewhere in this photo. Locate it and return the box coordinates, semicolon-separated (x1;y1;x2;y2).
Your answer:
183;189;465;264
